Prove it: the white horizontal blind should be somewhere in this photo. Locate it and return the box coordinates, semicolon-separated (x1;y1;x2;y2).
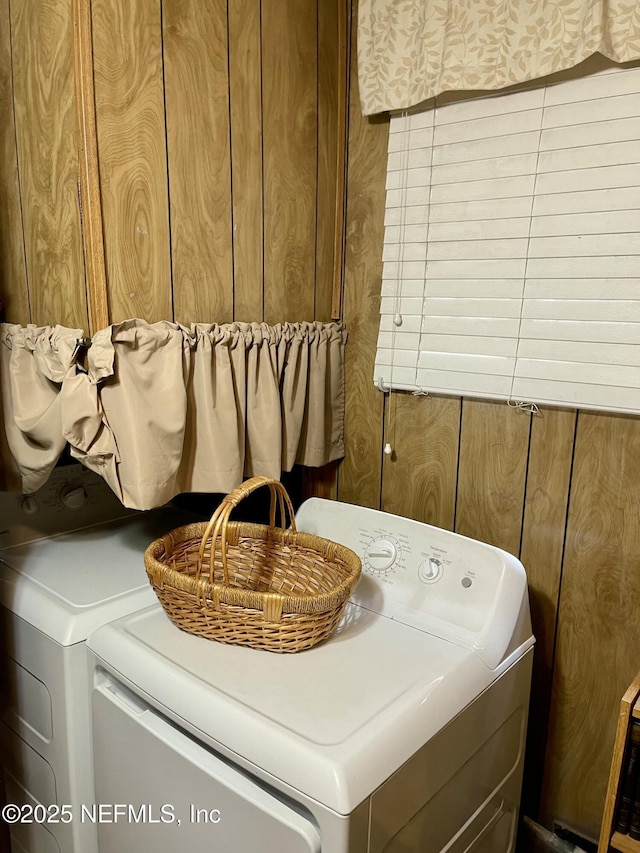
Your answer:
375;64;640;415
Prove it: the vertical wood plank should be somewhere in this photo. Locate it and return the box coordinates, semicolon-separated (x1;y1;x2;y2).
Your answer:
73;0;109;334
519;406;576;817
300;0;347;501
228;0;263;322
455;399;530;555
381;394;460;530
315;0;339;322
11;0;87;329
301;461;339;501
330;0;348;321
163;0;233;325
0;0;28;323
336;0;386;509
540;412;640;840
262;0;317;323
92;0;171;323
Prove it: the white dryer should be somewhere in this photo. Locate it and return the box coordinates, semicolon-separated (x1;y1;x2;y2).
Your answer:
86;497;534;853
0;464;194;853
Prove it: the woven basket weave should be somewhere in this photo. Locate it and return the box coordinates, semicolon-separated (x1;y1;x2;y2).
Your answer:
144;476;361;653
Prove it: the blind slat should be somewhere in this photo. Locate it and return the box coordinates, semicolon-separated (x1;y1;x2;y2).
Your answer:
422;297;523;318
530;210;640;237
525;256;639;277
430;197;533;223
515;358;640;387
532;187;640;216
427;239;530;261
544;66;640;106
433;130;540;166
511;377;640;413
415;369;513;397
418;352;516;375
427;218;531;242
528;233;640;257
519;319;639;344
521;280;640;299
540;116;640;151
426;280;525;298
542;92;640;127
517;339;639;365
418;334;519;357
538;140;640;173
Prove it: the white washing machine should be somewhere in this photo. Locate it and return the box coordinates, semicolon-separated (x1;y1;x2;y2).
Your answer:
0;464;195;853
86;498;535;853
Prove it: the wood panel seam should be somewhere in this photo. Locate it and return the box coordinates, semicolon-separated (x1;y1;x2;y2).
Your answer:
225;0;235;321
546;409;580;690
452;395;464;532
158;0;175;323
259;0;265;321
313;0;319;321
517;409;536;560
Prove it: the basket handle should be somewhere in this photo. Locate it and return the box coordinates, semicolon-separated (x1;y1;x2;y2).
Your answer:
197;476;297;585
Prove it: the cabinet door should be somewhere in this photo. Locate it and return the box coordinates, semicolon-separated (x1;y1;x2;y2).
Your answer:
92;675;321;853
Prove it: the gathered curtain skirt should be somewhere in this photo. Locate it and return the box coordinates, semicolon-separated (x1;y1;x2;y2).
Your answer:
0;320;346;510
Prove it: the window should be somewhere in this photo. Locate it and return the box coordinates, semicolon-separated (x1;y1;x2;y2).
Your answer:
375;63;640;415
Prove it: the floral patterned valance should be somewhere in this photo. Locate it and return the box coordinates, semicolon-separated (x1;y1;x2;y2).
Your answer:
358;0;640;116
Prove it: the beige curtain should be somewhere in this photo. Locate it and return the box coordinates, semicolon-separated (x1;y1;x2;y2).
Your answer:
0;320;346;509
358;0;640;116
0;324;83;494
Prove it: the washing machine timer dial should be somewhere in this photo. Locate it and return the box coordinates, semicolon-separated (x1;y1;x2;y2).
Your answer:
364;537;399;574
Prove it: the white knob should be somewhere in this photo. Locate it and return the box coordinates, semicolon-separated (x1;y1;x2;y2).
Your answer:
20;495;39;515
60;486;87;510
419;557;443;583
365;537;398;572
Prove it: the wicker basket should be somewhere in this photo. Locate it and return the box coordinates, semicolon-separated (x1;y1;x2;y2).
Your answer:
144;476;361;653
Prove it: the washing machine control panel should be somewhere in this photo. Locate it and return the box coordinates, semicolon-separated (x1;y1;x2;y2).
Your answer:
351;517;501;635
295;498;528;667
0;464;134;548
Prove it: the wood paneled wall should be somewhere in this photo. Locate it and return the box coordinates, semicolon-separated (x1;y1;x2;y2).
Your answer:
338;3;640;841
3;0;639;843
0;0;346;330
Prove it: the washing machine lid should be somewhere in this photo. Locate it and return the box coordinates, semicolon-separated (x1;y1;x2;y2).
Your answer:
88;602;503;815
0;509;193;646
